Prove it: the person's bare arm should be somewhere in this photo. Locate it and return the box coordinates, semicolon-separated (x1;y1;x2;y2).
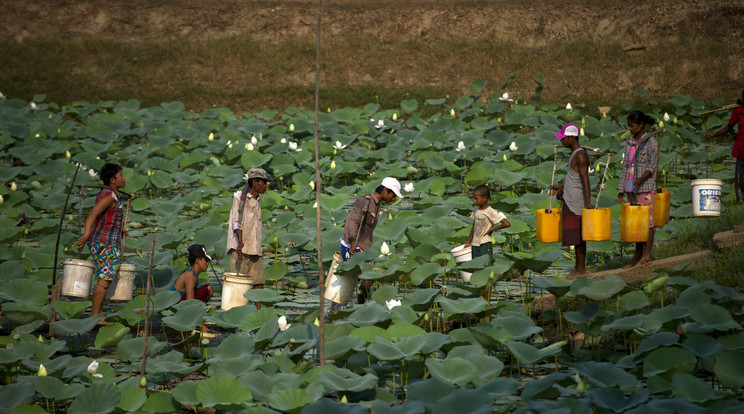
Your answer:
575;150;593;209
76;195;115;248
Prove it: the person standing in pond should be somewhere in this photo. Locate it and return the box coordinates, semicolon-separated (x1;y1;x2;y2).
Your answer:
76;163;126;325
550;124;593;279
617;111;659;268
172;244;214;304
464;185;510;263
226;168;270;309
704;90;744;201
340;177;402;304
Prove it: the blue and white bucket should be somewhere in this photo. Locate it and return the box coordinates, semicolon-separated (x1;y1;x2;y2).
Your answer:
691;179;722;217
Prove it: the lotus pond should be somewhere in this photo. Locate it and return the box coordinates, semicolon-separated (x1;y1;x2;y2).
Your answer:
1;83;743;413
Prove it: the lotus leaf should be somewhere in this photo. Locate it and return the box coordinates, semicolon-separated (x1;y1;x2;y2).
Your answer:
350;325;391;343
146;351;202;378
684;303;741;333
0;383;37;412
317;365;378;392
601;314;646;332
269;388;317;414
640;305;690;334
425;358;477;387
68;382;121;414
17;375;85;401
575;361;639;394
588;388;649;412
116;336;166;362
0;279;49;306
12;337;66;360
324;336;366;362
520;372;574;402
344;302;391;327
507;340;566;365
195;376;253;409
491;314;542;341
389;305;418;324
618;290;649;312
642;347;696;378
238;308;282;332
273;323;319;347
204;305;254;329
571;275;626;301
162;300;206;332
51;300;92;320
437;296;487;318
671;372;727;404
117;386;147;413
93;322;129;348
713;350;744;389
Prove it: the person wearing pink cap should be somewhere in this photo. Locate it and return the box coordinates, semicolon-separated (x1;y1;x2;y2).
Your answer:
550;124;593;279
339;176;402;304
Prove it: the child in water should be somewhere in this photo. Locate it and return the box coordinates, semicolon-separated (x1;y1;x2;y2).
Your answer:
464;185;511;262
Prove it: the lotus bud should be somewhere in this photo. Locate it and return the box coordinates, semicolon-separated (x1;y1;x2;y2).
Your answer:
327;107;331;113
509;141;518;151
407;165;418;174
663;112;670;122
201;338;209;345
566;103;572;110
65;150;71;158
376;119;384;129
10;182;16;191
503;154;507;161
341;395;348;403
140;376;147;387
388;213;392;220
334;141;346;150
289;124;295;132
385;299;401;310
208;133;214;141
381;242;391;256
309;181;315;190
314;317;319;326
87;360;103;378
278;315;291;332
251;135;258;145
281;138;287;144
31;102;37;110
404;182;414;193
424;313;429;321
659;121;664;128
673;116;678;124
580;128;585;136
392;113;398;121
313;201;317;208
38;364;47;376
330;161;336;170
450;109;456;117
0;195;4;204
288;141;298;151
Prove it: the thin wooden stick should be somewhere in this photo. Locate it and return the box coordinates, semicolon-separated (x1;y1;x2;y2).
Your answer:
140;237;156;378
548;145;558;212
595;154;612;209
696;103;740;116
313;0;326;366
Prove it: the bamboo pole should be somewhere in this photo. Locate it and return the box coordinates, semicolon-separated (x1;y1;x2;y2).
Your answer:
139;237;156;378
696;103;740;116
313;0;326;366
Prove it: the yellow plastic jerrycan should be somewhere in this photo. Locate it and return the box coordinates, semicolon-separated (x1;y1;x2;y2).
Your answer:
621;203;650;242
582;207;611;241
536;208;562;243
653;188;670;227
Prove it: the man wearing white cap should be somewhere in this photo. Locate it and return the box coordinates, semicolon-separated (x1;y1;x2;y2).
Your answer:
339;176;402;304
550;124;593;279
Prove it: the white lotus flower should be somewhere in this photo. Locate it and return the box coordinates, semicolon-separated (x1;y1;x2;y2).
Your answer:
370;118;375;122
499;92;513;102
30;102;37;110
309;181;315;190
246;143;254;151
385;299;401;310
226;140;232;147
281;138;287;144
288;141;299;151
251;135;258;145
289;124;295;132
381;242;391;255
330;161;336;170
278;315;291;332
227;142;233;150
334;141;346;150
566;103;572;110
0;91;5;100
392;113;398;121
455;141;466;152
38;364;47;376
663;112;670;122
87;360;104;378
404;182;414;193
313;201;317;208
375;119;385;129
89;169;97;178
588;167;595;174
509;141;518;151
10;182;17;191
208;133;214;141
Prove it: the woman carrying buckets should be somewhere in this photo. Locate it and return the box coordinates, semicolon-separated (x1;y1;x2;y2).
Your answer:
617;111;659;268
704;90;744;201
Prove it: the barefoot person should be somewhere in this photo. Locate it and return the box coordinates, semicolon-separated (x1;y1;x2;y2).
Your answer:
76;163;127;324
618;111;659;268
704;90;744;201
550;124;593;279
226;168;270;309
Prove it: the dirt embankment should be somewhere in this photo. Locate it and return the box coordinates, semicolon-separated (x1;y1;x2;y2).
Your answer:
1;0;743;111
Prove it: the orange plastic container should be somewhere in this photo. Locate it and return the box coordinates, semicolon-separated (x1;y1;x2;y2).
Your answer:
653;188;670;227
536;208;562;243
582;207;611;241
621;203;650;242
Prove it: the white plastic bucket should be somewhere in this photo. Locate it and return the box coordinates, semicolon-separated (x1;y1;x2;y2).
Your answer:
324;252;356;306
220;273;253;310
108;264;136;302
692;179;722;217
450;245;473;283
61;258;95;298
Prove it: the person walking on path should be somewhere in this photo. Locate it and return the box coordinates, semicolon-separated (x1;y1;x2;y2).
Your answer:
464;184;510;264
550;124;593;279
704;90;744;201
617;111;659;268
76;163;127;325
340;177;402;304
226;168;270;309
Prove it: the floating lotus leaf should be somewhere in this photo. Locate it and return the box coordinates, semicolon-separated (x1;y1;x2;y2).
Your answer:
713;350;744;389
349;325;391;343
520;372;574;402
317;365;378;392
68;382;121;414
116;336;166;362
0;279;49;306
238;308;282;332
367;335;428;361
195;376;253;410
643;347;696;378
618;290;650;311
268;388;316;414
409;262;443;285
425;358;477;387
162;300;206;332
244;289;285;305
17;375;85;401
94;322;129;348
